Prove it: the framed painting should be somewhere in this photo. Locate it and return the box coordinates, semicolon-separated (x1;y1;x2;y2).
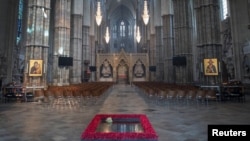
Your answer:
29;60;43;76
204;58;218;76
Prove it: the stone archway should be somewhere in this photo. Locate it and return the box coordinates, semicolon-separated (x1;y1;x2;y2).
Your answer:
117;60;129;84
96;49;149;82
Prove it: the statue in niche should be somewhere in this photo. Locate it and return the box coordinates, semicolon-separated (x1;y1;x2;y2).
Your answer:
101;60;112;78
133;61;145;78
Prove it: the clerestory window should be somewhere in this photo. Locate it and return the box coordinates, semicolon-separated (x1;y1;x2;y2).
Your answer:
16;0;24;45
222;0;229;19
120;21;126;37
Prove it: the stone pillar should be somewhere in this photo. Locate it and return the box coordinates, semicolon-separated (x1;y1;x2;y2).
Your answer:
229;0;250;82
70;0;83;84
89;35;96;81
1;0;19;84
161;0;174;83
194;0;222;85
173;0;194;84
82;0;91;82
82;26;90;82
162;14;174;83
24;0;50;88
52;0;71;86
149;34;156;81
96;53;100;81
155;26;163;81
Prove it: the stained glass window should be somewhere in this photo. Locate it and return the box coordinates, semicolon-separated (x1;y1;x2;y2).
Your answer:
16;0;23;45
222;0;229;19
120;21;126;37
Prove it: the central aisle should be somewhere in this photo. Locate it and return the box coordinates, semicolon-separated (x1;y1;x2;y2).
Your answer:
98;84;149;114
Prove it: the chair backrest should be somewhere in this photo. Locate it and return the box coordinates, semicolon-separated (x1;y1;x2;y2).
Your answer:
34;90;44;97
176;90;186;97
167;90;176;97
44;89;53;97
205;90;216;97
54;89;63;98
196;90;206;99
186;90;196;98
63;90;73;97
72;90;81;97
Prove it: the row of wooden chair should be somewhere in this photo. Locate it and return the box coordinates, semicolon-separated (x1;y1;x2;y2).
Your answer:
134;82;219;106
33;82;114;106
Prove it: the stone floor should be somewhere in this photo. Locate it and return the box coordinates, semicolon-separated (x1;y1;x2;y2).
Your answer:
0;84;250;141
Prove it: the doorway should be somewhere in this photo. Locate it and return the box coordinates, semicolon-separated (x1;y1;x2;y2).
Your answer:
117;64;129;84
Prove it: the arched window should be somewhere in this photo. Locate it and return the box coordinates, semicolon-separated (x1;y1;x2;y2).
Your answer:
120;21;126;37
16;0;24;45
112;25;117;38
222;0;229;19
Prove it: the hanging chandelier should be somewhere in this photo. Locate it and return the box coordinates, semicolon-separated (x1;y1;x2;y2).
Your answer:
136;26;141;43
104;27;110;43
96;1;102;26
142;0;149;25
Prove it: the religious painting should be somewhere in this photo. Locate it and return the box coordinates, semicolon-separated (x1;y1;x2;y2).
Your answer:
29;60;43;76
204;58;218;76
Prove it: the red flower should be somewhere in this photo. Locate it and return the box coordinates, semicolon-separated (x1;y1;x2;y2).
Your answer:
81;114;158;140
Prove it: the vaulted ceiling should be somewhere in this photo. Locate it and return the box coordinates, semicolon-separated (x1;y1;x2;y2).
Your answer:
105;0;137;18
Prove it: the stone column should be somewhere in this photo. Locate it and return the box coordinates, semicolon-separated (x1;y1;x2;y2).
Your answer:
52;0;71;86
82;0;91;82
1;0;19;84
161;0;174;83
88;0;96;82
148;0;155;81
154;0;163;81
162;14;174;83
229;0;250;82
70;0;83;84
96;53;100;81
173;0;194;84
155;26;163;81
89;35;96;81
24;0;50;88
194;0;222;85
149;34;156;81
82;26;90;82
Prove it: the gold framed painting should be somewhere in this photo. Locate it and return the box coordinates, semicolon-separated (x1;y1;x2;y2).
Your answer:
204;58;218;76
29;60;43;76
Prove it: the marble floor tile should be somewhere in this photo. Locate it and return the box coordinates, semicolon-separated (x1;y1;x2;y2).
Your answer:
0;84;249;141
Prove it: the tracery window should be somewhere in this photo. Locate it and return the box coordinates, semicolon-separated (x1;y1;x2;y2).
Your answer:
120;21;126;37
112;25;117;38
222;0;229;19
16;0;23;45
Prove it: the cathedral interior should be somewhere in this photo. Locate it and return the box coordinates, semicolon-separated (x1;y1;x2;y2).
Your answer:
0;0;250;86
0;0;250;141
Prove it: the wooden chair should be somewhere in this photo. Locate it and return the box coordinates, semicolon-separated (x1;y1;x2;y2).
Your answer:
157;90;167;105
205;89;218;105
166;89;177;105
34;90;45;103
186;89;197;105
196;90;206;105
176;90;186;105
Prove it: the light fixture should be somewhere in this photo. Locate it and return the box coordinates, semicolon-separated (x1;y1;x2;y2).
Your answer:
136;26;141;43
96;2;102;26
142;0;149;25
104;27;110;43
